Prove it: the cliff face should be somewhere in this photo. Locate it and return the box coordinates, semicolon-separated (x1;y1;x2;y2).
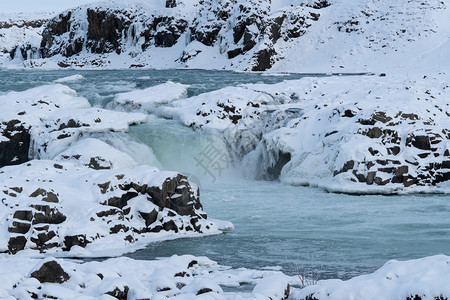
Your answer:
10;0;328;70
5;0;448;72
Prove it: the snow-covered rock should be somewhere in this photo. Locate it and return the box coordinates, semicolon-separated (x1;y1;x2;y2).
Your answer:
0;254;296;299
107;81;189;112
296;255;450;300
155;74;450;194
0;160;222;256
0;84;147;167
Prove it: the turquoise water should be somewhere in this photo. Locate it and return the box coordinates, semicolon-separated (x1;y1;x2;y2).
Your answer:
1;69;449;280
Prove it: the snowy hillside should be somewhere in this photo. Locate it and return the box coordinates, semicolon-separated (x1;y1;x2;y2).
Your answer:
0;13;51;65
2;0;449;73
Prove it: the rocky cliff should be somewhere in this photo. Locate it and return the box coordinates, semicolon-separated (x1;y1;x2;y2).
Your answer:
8;0;329;70
5;0;448;72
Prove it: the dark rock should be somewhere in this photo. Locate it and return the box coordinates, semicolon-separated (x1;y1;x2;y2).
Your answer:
43;192;59;203
343;109;356;117
139;209;158;227
13;210;33;221
304;0;331;9
146;174;202;216
106;286;129;300
0;120;31;167
197;288;213;295
366;171;376;184
86;9;124;54
411;135;431;151
163;220;179;233
30;188;46;197
88;157;112;170
107;191;138;209
227;48;244;59
32;205;67;224
31;260;69;284
110;224;129;234
188;260;198;268
267;151;291;180
8;235;27;254
8;221;31;234
365;127;383;139
395;165;409;176
30;230;56;246
166;0;176;8
252;47;276;71
63;234;89;251
387;146;401;155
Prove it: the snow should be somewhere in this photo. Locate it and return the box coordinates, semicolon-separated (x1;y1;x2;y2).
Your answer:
54;74;86;83
296;255;450;300
0;254;297;299
54;138;138;169
108;81;189;112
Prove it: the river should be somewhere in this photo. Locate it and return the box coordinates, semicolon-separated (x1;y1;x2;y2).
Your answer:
1;69;448;281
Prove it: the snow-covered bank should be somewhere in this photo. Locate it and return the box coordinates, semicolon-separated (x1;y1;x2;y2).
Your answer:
0;160;227;257
141;73;450;194
0;254;293;299
2;253;450;300
296;255;450;300
2;0;449;74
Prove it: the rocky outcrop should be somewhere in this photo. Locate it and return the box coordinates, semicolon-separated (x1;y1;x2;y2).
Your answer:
158;75;450;193
35;5;190;59
1;160;216;255
333;111;450;189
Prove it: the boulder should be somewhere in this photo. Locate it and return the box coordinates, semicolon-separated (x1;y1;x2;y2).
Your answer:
31;260;70;284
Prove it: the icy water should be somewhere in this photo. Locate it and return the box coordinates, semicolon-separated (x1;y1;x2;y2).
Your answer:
1;69;449;280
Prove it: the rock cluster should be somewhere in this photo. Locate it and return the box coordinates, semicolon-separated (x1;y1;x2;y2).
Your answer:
1;160;213;255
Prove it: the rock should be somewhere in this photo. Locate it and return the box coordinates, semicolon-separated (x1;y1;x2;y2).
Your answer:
106;286;129;300
139;209;158;227
8;221;31;234
63;235;89;251
252;47;276;71
0;120;31;167
30;231;58;250
13;210;33;221
411;135;431;151
267;151;291;179
31;205;67;225
31;260;69;283
8;236;27;254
